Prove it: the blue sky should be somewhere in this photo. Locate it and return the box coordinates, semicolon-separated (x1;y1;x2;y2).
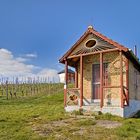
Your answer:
0;0;140;78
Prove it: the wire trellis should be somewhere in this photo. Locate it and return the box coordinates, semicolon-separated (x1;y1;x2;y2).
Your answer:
0;76;63;99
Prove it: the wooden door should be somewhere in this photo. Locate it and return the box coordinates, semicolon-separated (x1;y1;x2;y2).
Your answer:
92;64;100;99
92;63;109;100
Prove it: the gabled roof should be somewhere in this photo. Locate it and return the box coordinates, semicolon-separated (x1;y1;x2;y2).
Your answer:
59;26;140;72
59;26;128;63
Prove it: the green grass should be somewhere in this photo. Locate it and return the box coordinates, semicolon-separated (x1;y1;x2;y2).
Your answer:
0;92;140;140
0;92;66;140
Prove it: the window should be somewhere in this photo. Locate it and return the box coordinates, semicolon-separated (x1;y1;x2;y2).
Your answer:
85;39;96;48
103;63;110;86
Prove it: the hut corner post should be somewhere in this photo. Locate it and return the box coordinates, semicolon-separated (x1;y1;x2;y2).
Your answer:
75;66;78;88
80;55;83;107
126;57;129;106
64;59;68;107
100;52;103;108
120;51;124;108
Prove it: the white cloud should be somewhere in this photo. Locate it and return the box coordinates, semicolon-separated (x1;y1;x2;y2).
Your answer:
0;49;35;76
16;57;28;62
16;53;37;62
25;53;37;58
15;53;37;62
0;48;13;60
0;48;59;82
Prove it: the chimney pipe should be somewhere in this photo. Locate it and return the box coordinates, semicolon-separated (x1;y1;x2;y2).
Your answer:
134;45;137;57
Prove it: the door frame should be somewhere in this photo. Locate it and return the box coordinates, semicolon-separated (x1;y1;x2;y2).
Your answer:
91;62;109;103
92;63;100;103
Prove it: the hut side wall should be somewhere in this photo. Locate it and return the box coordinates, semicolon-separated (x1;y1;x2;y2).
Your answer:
129;61;140;100
124;62;140;117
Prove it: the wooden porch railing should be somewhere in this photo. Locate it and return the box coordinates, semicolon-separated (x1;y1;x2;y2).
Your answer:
66;86;129;107
103;85;129;107
66;88;80;105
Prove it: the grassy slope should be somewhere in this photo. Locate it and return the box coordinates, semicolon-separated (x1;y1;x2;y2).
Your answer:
0;93;140;140
0;93;66;140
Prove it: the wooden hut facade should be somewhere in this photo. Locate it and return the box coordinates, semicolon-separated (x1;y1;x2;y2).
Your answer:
59;26;140;117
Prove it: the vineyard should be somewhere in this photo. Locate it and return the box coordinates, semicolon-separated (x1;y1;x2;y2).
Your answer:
0;77;64;99
0;80;140;139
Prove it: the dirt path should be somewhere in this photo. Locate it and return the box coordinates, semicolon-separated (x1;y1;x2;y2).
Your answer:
31;117;122;138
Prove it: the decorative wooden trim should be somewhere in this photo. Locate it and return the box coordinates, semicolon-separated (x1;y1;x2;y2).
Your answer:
126;58;129;106
67;48;119;59
64;60;68;107
59;27;129;63
100;53;103;108
120;51;124;108
80;55;83;107
103;86;121;88
90;29;128;52
66;88;80;106
75;66;78;88
67;88;80;91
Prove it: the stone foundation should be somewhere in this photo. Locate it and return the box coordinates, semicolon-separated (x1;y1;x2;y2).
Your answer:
65;100;140;117
124;99;140;117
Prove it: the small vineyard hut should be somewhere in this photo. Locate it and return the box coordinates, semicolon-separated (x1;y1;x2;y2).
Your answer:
59;26;140;117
